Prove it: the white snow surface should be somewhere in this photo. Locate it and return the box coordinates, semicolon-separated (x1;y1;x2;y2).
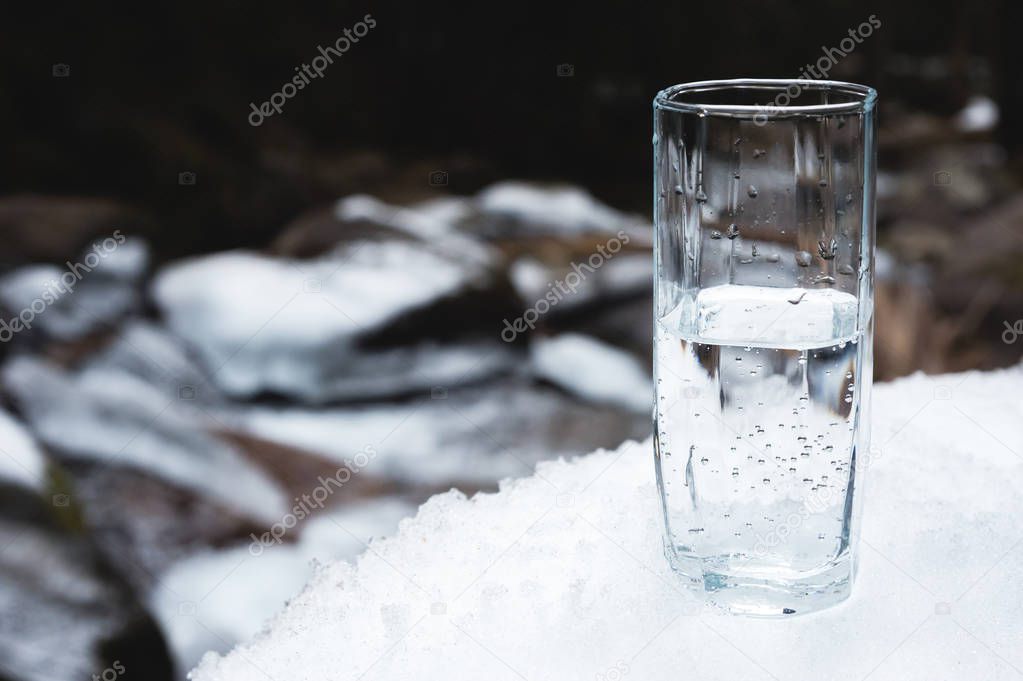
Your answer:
193;365;1023;681
531;333;651;413
152;497;416;677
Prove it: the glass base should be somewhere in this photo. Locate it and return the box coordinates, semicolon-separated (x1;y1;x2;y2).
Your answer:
665;541;855;617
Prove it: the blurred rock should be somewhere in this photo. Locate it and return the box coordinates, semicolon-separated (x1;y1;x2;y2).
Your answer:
0;238;148;346
0;515;174;681
236;377;651;487
0;356;289;527
152;237;521;403
0;195;144;266
531;333;651;413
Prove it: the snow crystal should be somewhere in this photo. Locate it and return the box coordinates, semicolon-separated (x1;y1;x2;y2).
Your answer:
531;333;651;413
193;364;1023;681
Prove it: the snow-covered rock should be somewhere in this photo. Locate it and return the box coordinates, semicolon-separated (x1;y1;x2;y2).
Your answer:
151;245;517;403
474;182;637;237
0;356;288;525
0;408;47;492
531;333;651;413
0;237;147;343
193;364;1023;681
236;379;649;486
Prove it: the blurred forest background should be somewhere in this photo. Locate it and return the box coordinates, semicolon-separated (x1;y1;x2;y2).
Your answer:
1;1;1022;680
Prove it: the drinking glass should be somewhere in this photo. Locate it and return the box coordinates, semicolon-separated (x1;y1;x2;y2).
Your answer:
652;79;877;615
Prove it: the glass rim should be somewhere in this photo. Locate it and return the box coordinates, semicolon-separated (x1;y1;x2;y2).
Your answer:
654;78;877;118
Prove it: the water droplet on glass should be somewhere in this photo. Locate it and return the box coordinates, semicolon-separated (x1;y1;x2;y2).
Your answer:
818;179;828;187
726;224;740;239
753;148;766;158
838;264;855;275
766;253;780;263
674;184;684;195
747;185;758;198
709;230;722;240
795;250;813;267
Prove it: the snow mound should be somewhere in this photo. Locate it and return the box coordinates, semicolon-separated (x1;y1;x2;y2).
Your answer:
531;333;651;413
0;408;47;491
193;365;1023;681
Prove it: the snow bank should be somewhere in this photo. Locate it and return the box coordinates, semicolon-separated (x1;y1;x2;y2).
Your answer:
531;333;651;413
0;408;47;491
192;365;1023;681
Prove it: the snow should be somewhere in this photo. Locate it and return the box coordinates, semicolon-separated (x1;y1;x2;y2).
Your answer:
476;181;633;235
192;364;1023;681
531;333;651;413
0;409;47;491
1;356;289;525
236;380;647;486
150;246;488;401
151;497;415;676
955;95;999;133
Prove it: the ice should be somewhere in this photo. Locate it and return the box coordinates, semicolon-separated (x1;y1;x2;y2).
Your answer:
531;333;651;413
192;364;1023;681
679;284;860;347
0;408;46;491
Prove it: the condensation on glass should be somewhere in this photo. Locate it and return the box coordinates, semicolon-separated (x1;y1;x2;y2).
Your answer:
653;79;877;616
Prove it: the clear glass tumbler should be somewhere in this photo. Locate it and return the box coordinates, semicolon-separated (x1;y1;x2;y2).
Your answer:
652;79;877;616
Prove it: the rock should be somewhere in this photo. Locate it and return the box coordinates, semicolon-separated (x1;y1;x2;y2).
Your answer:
0;236;149;354
0;356;289;527
0;195;143;267
530;333;651;413
236;377;650;487
151;242;521;403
